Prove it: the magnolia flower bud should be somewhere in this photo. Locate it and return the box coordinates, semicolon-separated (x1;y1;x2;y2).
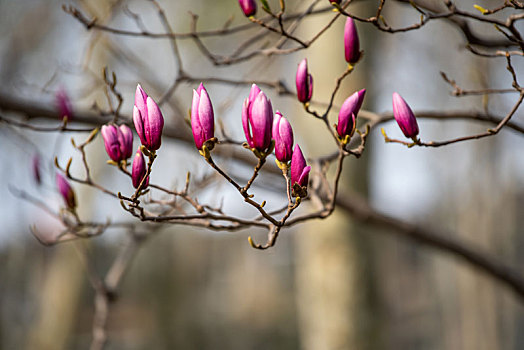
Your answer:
133;84;164;151
344;17;360;64
56;173;76;210
238;0;256;17
273;111;294;163
191;83;215;150
32;154;42;186
290;144;311;194
55;87;73;120
392;92;419;139
329;0;341;3
101;124;133;162
337;89;366;139
119;125;134;159
132;148;149;189
242;84;274;152
296;58;313;104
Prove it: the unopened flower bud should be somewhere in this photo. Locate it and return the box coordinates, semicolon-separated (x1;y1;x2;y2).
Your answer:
329;0;341;4
273;111;294;163
242;84;274;153
392;92;419;139
290;145;311;196
191;83;215;150
296;58;313;104
32;154;42;186
101;124;134;162
56;173;76;210
55;87;73;120
132;148;149;189
344;17;360;64
119;125;134;159
238;0;256;17
336;89;366;139
133;84;164;151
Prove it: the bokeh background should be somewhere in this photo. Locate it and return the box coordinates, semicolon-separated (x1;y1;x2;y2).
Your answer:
0;0;523;349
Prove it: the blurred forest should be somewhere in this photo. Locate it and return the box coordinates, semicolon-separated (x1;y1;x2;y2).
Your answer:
0;0;523;349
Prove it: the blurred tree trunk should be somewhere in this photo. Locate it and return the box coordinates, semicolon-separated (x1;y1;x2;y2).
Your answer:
294;3;376;349
446;51;512;350
25;245;85;350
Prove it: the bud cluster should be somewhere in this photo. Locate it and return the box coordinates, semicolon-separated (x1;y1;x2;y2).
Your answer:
88;11;422;215
52;9;420;241
98;84;164;192
291;15;420;146
189;82;311;198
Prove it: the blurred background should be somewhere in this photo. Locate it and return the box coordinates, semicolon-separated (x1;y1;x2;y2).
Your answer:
0;0;523;349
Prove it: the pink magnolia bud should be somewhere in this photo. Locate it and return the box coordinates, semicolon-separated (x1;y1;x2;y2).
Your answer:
344;17;360;64
329;0;341;3
337;89;366;138
273;111;294;163
392;92;419;139
133;84;164;151
132;148;149;189
55;173;76;210
242;84;274;152
32;154;42;186
134;84;148;142
191;83;215;150
296;58;313;104
55;87;73;120
238;0;256;17
101;124;133;162
290;144;311;189
119;125;134;159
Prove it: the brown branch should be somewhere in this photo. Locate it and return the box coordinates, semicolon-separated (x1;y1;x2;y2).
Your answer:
63;4;334;40
382;91;524;148
392;0;518;48
90;234;143;350
440;71;519;96
205;155;280;226
333;192;524;300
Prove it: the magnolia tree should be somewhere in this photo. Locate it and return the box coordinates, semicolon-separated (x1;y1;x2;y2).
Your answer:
1;0;524;349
